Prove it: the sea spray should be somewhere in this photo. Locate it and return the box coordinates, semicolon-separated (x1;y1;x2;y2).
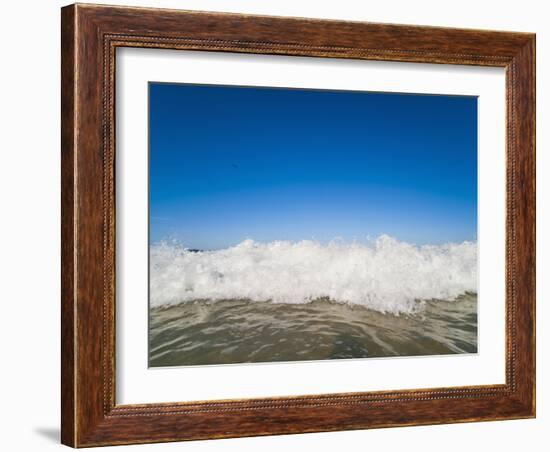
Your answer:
149;235;477;315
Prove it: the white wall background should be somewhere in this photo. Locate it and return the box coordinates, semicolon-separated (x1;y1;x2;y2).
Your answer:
0;1;546;450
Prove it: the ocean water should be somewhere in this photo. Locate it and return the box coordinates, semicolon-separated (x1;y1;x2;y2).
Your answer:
148;236;477;366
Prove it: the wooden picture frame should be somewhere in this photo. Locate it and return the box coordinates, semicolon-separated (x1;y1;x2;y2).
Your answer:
61;3;535;447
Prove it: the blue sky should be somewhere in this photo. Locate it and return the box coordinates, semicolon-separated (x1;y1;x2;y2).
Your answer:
149;83;477;249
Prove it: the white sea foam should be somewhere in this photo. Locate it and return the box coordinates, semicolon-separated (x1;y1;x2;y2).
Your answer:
149;236;477;315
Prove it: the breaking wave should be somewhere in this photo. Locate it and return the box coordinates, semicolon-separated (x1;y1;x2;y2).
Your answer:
149;236;477;315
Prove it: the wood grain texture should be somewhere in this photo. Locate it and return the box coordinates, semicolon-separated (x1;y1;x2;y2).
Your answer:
61;3;536;447
60;5;76;446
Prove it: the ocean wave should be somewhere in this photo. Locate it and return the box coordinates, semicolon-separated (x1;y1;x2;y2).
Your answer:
149;235;477;315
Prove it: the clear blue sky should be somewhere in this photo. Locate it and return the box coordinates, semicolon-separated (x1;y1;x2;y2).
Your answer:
149;83;477;249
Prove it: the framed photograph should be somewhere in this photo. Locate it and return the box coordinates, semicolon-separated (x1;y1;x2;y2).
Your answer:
61;3;535;447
